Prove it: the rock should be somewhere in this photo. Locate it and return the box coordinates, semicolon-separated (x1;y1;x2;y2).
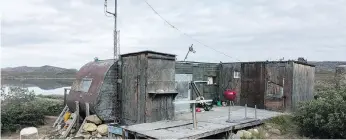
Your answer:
269;128;281;135
249;128;259;135
82;134;91;139
265;132;270;138
86;115;102;124
235;130;245;139
97;133;102;138
243;131;252;139
97;124;108;135
83;123;98;132
91;131;98;136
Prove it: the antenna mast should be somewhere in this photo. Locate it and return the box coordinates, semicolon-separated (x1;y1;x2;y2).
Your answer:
104;0;118;60
184;44;195;61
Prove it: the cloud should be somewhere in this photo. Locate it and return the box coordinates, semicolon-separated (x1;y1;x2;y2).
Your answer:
1;0;346;69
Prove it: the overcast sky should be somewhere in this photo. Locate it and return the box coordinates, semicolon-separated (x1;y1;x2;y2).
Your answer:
1;0;346;69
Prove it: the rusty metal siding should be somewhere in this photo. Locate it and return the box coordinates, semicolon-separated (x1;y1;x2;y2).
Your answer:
218;63;241;104
121;51;176;125
292;62;315;111
67;59;116;120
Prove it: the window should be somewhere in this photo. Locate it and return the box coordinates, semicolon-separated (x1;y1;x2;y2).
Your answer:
80;78;92;92
233;71;240;79
207;76;216;85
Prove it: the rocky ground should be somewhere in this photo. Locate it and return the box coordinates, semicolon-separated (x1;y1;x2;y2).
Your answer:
229;122;305;139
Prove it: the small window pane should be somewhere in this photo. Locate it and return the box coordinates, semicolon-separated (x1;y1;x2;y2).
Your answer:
234;72;240;79
81;79;92;92
207;76;216;85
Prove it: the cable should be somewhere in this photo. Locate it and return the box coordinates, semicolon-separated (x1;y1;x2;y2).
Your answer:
142;0;241;62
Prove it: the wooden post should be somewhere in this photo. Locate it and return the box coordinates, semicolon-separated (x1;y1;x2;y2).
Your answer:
85;103;90;117
64;88;67;105
75;101;80;129
192;103;197;129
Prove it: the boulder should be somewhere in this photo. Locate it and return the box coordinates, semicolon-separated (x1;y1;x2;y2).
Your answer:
235;130;245;138
83;123;97;132
86;115;102;124
269;128;281;135
243;131;252;139
97;124;108;135
249;128;259;135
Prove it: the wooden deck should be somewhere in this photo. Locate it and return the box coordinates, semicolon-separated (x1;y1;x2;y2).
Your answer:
122;106;283;139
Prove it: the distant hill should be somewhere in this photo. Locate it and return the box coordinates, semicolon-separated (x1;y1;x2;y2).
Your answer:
308;61;346;72
1;65;77;79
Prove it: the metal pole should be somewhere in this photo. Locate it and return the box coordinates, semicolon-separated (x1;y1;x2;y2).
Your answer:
192;103;197;129
114;0;118;60
245;104;247;118
228;101;231;121
255;105;257;119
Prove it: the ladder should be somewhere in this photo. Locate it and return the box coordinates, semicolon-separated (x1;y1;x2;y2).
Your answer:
61;101;80;138
53;105;69;128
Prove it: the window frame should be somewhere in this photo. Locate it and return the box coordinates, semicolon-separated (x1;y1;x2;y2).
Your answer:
79;78;93;93
233;71;241;79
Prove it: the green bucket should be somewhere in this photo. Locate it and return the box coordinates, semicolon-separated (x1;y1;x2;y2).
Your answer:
217;101;222;106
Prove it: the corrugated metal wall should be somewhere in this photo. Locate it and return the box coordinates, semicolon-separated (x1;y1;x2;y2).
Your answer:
175;62;219;100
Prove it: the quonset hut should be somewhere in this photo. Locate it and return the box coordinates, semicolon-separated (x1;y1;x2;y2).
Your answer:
67;59;118;122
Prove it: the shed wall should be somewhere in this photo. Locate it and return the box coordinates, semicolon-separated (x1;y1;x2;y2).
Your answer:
121;52;176;125
240;63;266;108
175;62;219;100
292;63;315;111
218;63;241;104
263;62;293;112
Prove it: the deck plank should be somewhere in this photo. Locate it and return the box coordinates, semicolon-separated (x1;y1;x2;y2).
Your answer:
122;106;282;139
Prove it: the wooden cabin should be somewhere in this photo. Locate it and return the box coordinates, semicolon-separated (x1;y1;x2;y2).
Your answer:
240;61;315;112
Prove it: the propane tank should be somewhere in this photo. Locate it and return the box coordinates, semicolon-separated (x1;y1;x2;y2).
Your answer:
223;89;237;101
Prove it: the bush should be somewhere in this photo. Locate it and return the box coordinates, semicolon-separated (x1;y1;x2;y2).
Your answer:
293;87;346;138
1;87;64;132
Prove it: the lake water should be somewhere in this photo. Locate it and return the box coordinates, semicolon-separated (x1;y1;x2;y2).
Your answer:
1;79;73;95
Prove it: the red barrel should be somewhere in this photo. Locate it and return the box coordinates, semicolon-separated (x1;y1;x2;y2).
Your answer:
224;89;237;101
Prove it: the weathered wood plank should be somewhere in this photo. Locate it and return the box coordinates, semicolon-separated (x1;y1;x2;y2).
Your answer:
122;106;282;139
